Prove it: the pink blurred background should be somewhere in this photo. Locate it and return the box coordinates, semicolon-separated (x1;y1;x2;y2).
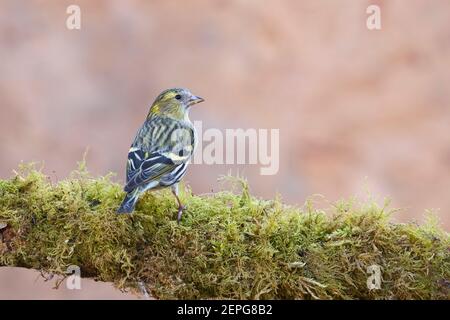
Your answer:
0;0;449;298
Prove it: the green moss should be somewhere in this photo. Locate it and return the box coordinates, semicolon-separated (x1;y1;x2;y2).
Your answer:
0;162;448;299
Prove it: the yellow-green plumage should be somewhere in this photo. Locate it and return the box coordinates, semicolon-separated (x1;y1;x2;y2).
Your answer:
117;88;204;222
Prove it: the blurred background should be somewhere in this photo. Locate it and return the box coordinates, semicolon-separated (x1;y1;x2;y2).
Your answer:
0;0;449;298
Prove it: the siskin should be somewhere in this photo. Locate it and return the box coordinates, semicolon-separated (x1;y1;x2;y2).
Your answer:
117;88;204;222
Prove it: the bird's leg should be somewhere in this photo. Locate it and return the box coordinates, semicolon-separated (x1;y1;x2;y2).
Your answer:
171;184;185;224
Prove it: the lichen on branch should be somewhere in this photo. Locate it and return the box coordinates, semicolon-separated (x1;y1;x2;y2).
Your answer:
0;162;449;299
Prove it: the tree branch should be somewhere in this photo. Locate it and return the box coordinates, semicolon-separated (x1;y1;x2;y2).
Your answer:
0;163;449;299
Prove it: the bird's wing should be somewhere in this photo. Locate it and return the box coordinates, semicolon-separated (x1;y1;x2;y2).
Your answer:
124;142;194;193
124;148;175;192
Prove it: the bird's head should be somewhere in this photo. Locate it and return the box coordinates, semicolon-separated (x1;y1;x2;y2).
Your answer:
148;88;204;120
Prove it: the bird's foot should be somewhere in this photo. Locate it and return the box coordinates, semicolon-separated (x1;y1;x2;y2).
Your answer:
177;205;186;224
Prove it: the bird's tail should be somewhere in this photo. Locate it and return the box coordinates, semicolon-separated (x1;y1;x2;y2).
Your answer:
117;189;140;214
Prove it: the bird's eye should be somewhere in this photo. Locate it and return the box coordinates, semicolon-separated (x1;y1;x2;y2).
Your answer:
175;94;182;100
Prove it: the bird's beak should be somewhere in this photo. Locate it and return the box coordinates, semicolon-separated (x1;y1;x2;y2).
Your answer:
188;95;204;106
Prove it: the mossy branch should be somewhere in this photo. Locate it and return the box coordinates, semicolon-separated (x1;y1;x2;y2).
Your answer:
0;162;449;299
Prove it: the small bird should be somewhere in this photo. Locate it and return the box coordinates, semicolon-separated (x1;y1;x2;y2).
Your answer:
117;88;204;222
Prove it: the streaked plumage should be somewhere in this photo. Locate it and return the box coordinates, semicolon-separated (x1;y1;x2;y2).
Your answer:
117;88;204;222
